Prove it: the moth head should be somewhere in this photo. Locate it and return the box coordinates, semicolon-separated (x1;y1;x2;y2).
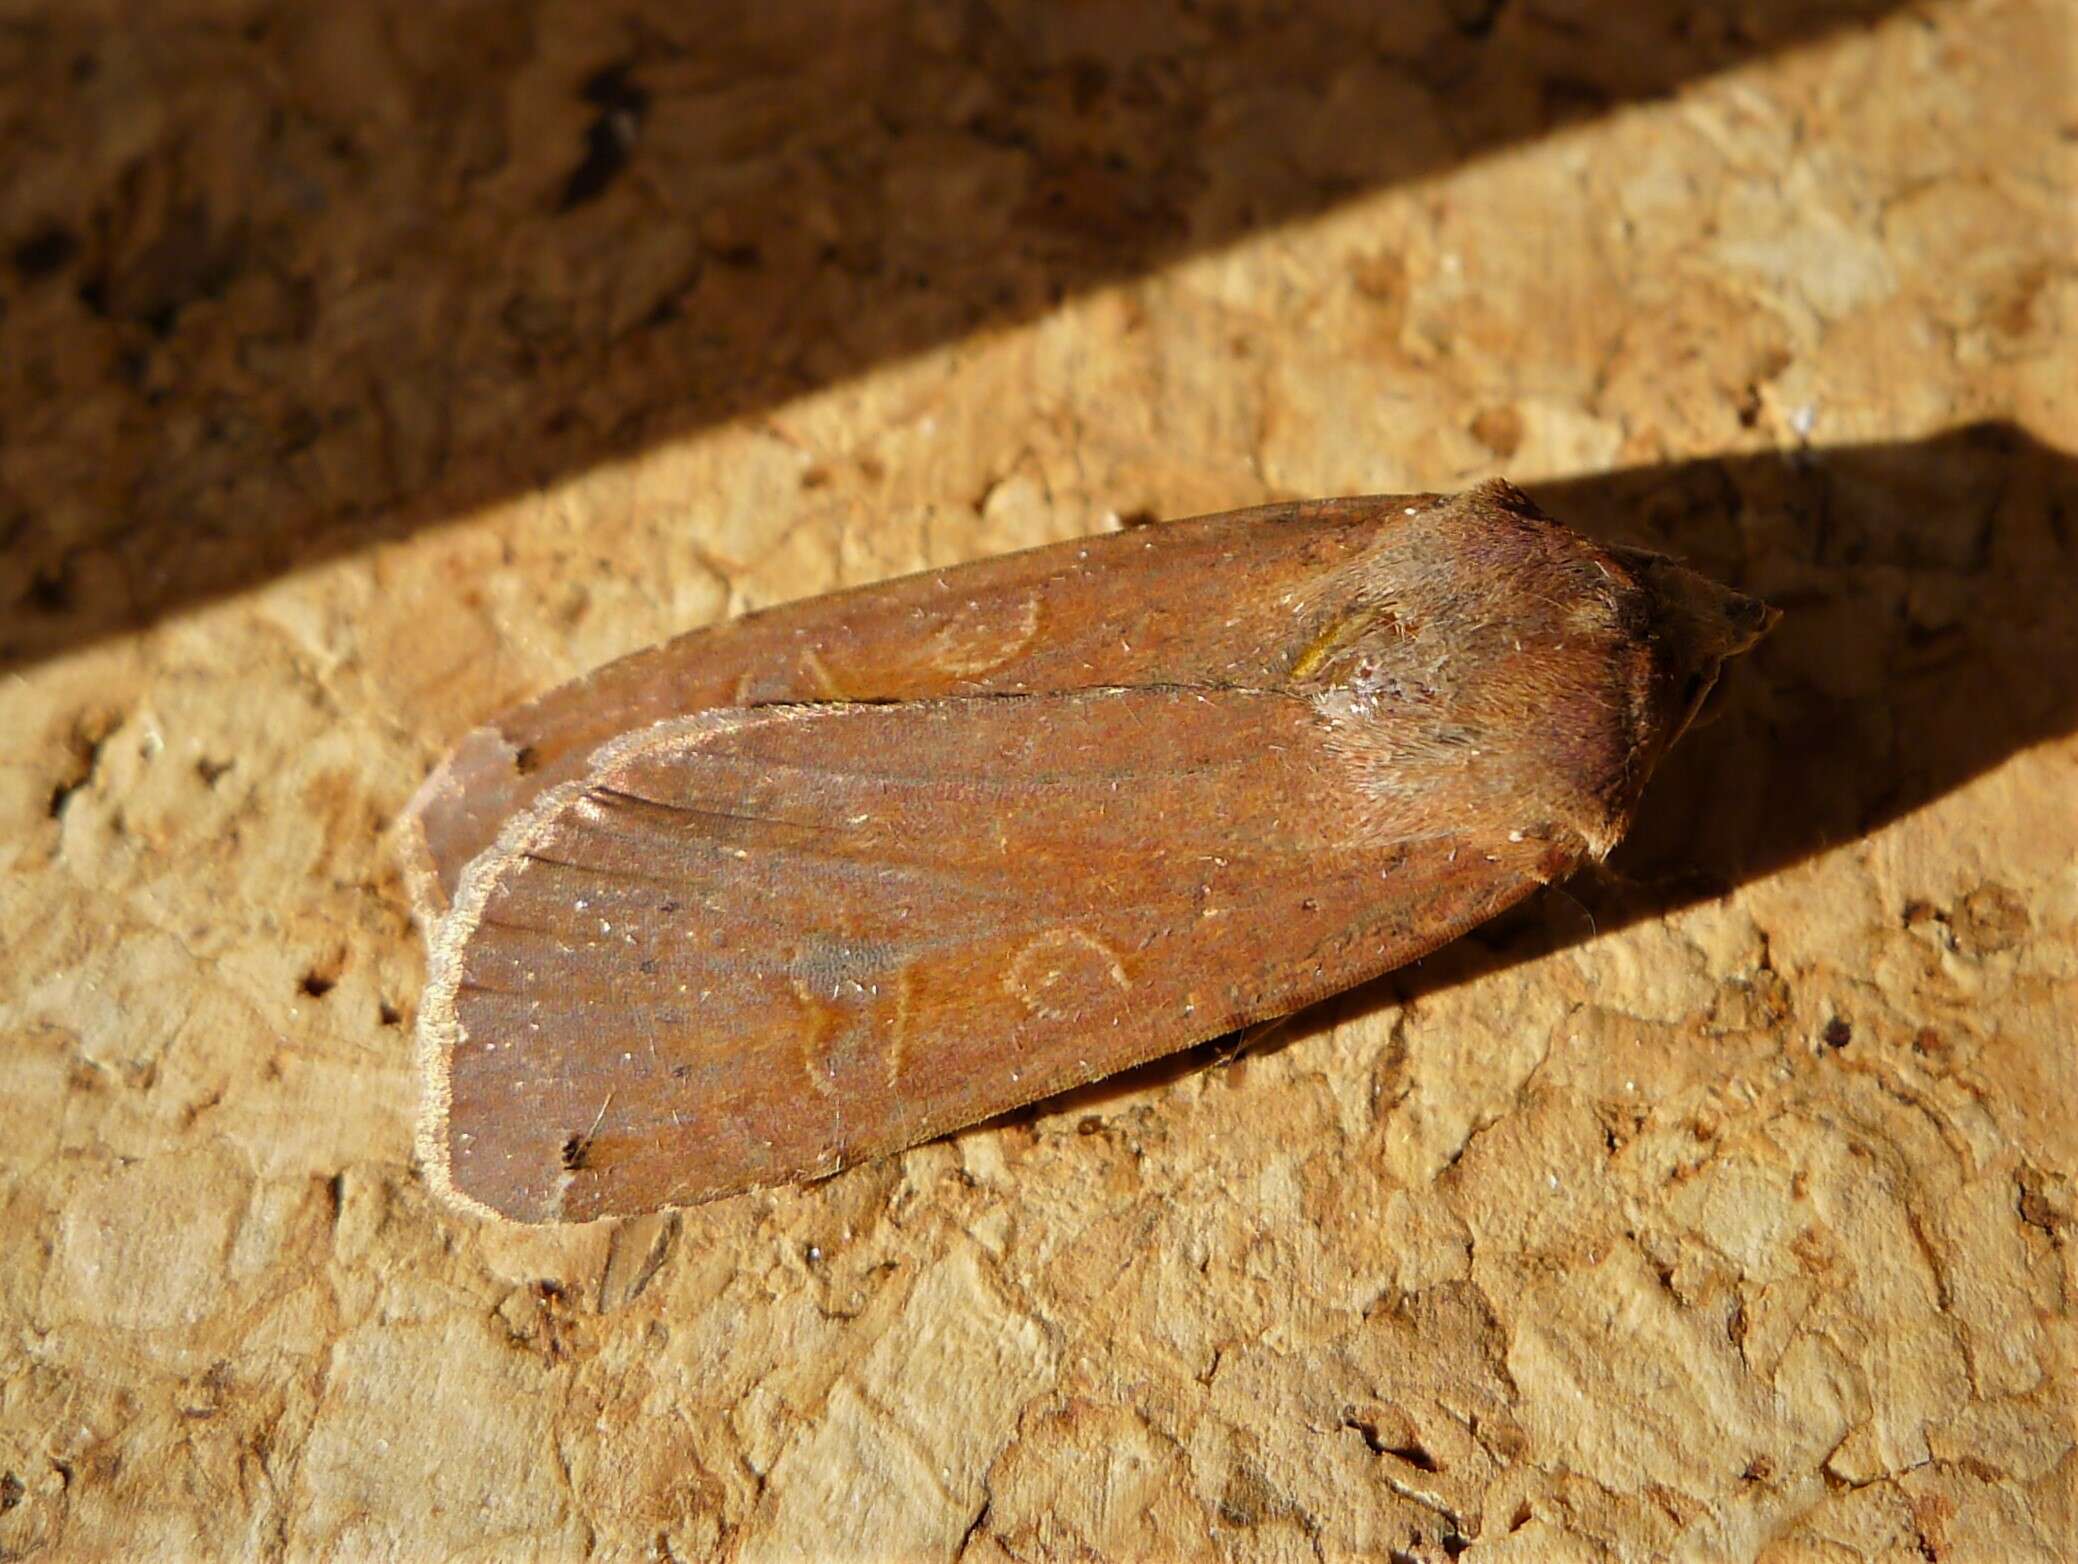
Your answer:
1298;486;1775;869
1613;546;1777;777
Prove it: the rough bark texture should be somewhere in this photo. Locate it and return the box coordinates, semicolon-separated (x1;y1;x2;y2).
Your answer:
1;2;2071;1559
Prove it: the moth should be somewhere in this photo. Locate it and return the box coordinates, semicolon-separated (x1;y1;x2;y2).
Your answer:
409;481;1773;1222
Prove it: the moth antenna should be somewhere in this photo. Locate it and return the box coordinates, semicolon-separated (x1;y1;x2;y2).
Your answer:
1547;883;1599;942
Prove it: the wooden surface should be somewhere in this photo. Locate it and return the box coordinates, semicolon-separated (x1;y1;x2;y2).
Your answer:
2;2;2072;1558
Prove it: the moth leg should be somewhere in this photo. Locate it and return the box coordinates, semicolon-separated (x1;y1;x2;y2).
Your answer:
1212;1015;1297;1072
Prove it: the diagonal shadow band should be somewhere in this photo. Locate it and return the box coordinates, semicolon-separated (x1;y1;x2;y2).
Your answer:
1001;420;2078;1123
1;0;1911;672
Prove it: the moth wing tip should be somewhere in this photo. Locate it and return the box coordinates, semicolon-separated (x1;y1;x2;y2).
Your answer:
396;829;450;929
410;812;544;1228
411;797;652;1229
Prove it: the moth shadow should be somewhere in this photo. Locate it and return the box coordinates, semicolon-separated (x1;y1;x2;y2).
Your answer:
4;0;1912;672
995;420;2078;1132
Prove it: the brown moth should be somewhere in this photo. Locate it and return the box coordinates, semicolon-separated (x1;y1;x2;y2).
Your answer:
413;481;1773;1222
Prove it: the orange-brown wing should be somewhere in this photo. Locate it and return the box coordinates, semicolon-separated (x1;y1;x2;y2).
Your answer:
419;686;1571;1221
402;495;1405;912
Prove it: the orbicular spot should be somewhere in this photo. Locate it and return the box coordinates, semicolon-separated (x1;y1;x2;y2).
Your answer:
1005;928;1131;1021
